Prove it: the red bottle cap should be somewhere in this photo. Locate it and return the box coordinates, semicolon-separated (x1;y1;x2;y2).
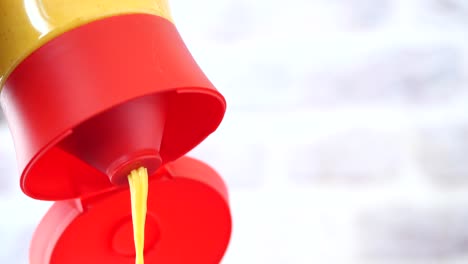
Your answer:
29;156;232;263
1;14;226;200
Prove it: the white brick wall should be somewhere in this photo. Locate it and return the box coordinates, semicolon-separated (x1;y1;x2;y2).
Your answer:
1;0;468;263
415;122;468;187
358;204;468;259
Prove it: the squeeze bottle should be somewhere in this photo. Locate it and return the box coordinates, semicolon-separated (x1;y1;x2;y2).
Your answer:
0;1;232;263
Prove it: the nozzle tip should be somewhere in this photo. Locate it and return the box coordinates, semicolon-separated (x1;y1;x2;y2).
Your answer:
107;149;162;185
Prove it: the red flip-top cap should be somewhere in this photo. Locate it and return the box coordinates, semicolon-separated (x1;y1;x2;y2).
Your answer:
30;156;232;264
0;14;226;200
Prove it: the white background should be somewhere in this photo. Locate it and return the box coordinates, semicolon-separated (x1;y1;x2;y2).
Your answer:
2;0;468;263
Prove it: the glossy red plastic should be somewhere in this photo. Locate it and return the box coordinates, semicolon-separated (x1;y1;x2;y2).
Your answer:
0;14;226;200
29;156;232;264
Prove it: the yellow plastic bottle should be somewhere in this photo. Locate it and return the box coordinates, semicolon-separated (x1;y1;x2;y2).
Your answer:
0;0;172;87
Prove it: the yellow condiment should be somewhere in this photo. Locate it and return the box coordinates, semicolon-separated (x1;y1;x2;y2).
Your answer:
128;167;149;264
0;0;172;88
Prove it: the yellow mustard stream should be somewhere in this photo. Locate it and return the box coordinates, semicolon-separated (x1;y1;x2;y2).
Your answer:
128;167;149;264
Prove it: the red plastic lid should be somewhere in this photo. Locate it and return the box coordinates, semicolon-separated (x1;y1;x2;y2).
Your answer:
1;14;226;200
30;156;232;264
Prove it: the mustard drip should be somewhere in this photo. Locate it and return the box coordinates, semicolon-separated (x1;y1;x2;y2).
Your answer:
128;167;149;264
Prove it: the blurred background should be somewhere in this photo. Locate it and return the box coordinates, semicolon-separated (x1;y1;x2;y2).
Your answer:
2;0;468;263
